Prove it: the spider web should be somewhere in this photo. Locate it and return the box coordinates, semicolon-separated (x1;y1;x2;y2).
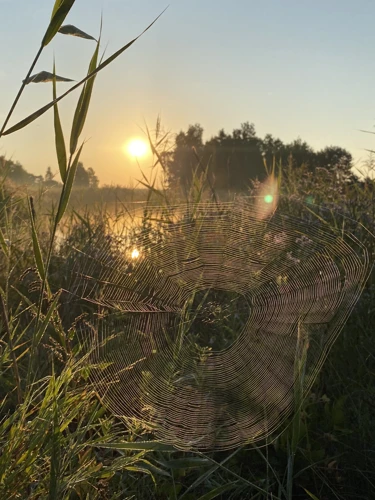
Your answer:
68;196;372;451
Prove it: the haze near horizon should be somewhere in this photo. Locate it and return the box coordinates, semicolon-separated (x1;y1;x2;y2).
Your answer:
1;0;375;185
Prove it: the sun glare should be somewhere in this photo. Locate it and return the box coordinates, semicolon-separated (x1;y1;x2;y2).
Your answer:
126;139;149;158
131;249;140;259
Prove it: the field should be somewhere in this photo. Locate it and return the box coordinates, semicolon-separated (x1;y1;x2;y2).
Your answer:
1;2;375;498
1;167;375;499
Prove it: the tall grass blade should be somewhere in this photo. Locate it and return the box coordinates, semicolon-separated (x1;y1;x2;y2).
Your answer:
70;37;100;154
34;292;61;347
304;489;321;500
96;441;176;452
49;370;60;500
196;482;239;500
160;457;210;469
42;0;76;47
2;9;167;136
29;198;45;281
53;62;67;182
56;143;84;224
0;228;9;257
2;101;58;136
51;0;64;19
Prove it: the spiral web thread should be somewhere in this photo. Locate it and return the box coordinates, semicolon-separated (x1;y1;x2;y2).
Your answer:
70;197;372;451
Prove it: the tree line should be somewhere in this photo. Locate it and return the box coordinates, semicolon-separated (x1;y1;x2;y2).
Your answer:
0;122;361;192
0;156;98;188
164;122;356;190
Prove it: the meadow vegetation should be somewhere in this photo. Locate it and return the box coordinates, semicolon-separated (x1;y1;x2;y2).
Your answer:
0;1;374;499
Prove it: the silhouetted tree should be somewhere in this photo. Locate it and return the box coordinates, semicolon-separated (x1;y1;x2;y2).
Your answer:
314;146;353;178
75;162;90;187
87;167;99;188
166;123;354;191
0;156;41;185
167;124;204;190
74;162;99;188
44;166;59;187
205;122;265;189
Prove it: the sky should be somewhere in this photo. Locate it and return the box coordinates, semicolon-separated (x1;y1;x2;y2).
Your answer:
1;0;375;185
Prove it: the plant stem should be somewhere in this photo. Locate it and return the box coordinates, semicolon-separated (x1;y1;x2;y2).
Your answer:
0;295;22;405
0;45;44;137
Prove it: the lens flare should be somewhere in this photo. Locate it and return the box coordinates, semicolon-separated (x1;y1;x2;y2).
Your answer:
264;194;274;204
254;175;279;219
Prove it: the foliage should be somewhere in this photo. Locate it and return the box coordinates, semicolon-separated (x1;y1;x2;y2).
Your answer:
0;156;43;185
166;122;354;191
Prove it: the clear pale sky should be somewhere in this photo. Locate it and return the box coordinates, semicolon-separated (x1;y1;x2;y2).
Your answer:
1;0;375;185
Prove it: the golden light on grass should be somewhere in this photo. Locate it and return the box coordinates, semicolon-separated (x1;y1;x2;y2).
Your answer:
125;138;149;158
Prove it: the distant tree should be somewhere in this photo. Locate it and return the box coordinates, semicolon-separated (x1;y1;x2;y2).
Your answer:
281;138;315;168
167;122;266;190
75;162;90;188
167;124;204;189
87;167;99;188
44;166;59;187
165;122;355;191
0;156;40;185
205;122;265;190
260;134;285;166
314;146;353;177
73;162;99;188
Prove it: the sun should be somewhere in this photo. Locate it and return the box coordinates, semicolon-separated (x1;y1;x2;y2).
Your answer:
126;139;149;158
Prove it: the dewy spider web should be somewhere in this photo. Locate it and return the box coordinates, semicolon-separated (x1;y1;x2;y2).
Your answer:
69;196;372;451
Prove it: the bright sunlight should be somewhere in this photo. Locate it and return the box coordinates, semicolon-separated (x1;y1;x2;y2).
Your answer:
131;248;140;259
125;138;149;158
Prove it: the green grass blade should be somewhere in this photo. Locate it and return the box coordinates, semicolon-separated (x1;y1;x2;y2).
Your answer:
42;0;76;47
29;198;45;281
303;489;321;500
0;228;9;257
159;457;210;469
82;8;166;78
196;482;239;500
2;9;167;136
56;143;84;224
49;370;60;500
51;0;64;19
70;38;100;154
95;441;176;452
34;292;61;346
2;101;60;136
53;62;67;182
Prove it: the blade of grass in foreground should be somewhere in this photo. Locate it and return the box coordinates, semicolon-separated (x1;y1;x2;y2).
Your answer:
29;197;46;282
0;0;76;136
70;29;101;154
53;62;67;182
2;8;167;137
42;0;76;47
56;142;84;224
95;441;176;452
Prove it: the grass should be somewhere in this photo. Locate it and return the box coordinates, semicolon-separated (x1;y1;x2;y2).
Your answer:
1;153;374;499
1;1;375;498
